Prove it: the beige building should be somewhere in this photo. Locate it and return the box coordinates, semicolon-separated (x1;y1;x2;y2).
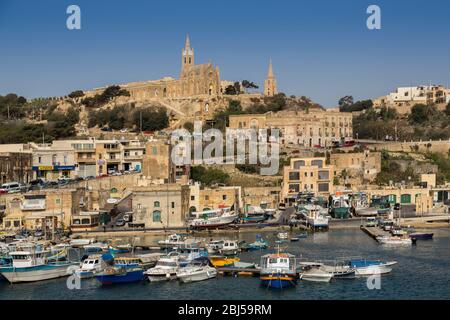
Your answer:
282;157;335;203
132;184;190;228
188;183;242;213
229;109;353;147
330;151;381;183
242;187;281;212
1;188;83;231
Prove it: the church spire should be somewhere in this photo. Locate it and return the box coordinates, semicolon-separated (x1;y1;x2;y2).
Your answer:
185;34;191;49
267;57;274;78
264;58;278;97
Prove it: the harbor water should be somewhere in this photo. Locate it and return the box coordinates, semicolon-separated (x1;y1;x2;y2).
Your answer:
1;228;450;300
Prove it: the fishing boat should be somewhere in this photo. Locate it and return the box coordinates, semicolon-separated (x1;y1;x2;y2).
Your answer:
260;251;297;289
409;232;434;240
70;254;105;279
348;259;397;276
299;205;329;230
209;255;240;267
109;244;132;255
188;207;238;230
243;206;267;223
0;250;76;283
176;258;217;283
206;240;224;254
300;265;334;283
95;257;145;284
144;252;182;282
377;235;415;246
218;240;239;256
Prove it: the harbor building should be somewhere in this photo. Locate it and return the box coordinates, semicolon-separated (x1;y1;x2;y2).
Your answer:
282;157;335;204
228;109;353;147
330;150;381;184
242;187;281;212
1;188;83;231
188;183;242;213
131;184;190;228
0;151;33;184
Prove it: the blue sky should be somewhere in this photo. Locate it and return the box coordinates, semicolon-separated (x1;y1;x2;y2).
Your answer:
0;0;449;107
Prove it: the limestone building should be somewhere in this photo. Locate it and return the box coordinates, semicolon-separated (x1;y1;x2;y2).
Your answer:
228;109;353;147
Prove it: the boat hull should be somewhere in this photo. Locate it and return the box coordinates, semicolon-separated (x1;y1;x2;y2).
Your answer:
260;274;297;289
178;269;217;283
147;272;178;282
354;263;396;276
300;274;333;282
409;233;433;240
0;263;74;283
96;269;144;285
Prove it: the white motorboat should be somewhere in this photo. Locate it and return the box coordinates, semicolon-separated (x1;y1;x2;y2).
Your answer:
69;238;95;247
157;234;202;250
206;240;224;254
83;242;108;253
277;232;288;240
70;255;105;279
377;236;414;246
176;261;217;283
348;259;397;276
300;266;334;283
218;240;239;256
144;252;181;282
188;207;238;230
299;205;329;229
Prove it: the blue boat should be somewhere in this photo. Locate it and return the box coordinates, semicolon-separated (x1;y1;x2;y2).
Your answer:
409;233;433;240
95;257;144;285
260;252;297;289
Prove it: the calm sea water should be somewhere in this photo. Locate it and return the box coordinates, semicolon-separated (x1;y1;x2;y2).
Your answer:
1;228;450;300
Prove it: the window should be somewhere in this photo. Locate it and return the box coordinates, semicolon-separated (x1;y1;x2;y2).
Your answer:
191;196;195;201
171;202;175;209
38;156;42;164
289;184;300;193
318;171;330;180
318;183;329;192
55;198;61;205
205;195;209;201
152;147;158;155
222;195;227;200
289;172;300;181
154;201;160;208
152;210;161;222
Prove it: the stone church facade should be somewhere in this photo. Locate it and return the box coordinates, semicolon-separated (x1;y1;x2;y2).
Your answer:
87;35;221;100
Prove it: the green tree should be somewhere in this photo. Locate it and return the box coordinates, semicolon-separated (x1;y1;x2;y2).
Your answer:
409;104;437;124
68;90;85;99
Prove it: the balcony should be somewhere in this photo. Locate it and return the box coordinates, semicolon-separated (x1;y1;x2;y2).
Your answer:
76;156;96;163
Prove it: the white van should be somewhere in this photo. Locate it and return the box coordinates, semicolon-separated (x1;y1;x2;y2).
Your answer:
0;182;21;194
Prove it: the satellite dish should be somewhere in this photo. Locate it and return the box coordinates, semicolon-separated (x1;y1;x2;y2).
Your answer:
106;198;119;204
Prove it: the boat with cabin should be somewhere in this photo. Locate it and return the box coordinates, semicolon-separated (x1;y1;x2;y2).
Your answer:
260;251;297;289
144;252;182;282
347;259;397;276
71;254;105;279
209;255;240;267
95;257;145;284
218;240;239;256
298;205;329;230
188;207;238;230
0;249;76;283
176;258;217;283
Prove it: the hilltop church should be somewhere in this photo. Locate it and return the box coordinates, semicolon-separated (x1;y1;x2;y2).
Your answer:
87;35;277;99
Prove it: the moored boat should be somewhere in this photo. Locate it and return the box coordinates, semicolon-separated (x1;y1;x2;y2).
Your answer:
95;257;145;285
71;254;105;279
176;259;217;283
260;251;297;289
209;255;240;267
348;259;397;276
300;266;333;283
0;250;76;283
188;207;238;230
144;252;181;282
409;232;434;240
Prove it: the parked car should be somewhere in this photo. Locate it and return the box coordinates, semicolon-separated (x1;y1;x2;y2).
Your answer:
394;203;401;210
0;182;22;194
115;218;126;227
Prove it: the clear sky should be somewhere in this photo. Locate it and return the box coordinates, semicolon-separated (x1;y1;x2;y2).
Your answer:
0;0;449;107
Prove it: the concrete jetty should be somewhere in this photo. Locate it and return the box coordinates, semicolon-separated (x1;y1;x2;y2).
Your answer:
360;226;390;242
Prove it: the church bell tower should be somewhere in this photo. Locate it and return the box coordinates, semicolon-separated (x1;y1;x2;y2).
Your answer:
264;58;278;97
181;34;194;77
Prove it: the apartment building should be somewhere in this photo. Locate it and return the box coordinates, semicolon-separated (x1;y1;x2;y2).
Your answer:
188;183;242;213
330;151;381;183
228;109;353;147
282;157;335;204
